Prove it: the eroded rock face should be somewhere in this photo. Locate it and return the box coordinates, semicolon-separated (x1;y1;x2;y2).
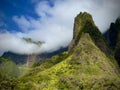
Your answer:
114;18;120;65
69;12;94;53
115;31;120;65
69;12;111;55
109;23;118;49
106;18;120;65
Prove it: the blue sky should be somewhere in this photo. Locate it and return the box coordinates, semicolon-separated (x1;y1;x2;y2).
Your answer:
0;0;39;32
0;0;120;56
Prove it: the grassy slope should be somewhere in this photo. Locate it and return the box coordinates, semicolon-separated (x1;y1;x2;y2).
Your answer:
16;33;120;90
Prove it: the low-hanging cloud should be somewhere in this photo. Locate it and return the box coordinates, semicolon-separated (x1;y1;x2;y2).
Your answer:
0;0;120;56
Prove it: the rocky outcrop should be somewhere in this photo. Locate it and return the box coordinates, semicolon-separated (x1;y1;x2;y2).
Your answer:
69;12;111;55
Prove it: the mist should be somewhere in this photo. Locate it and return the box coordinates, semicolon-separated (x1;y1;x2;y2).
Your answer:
0;0;120;56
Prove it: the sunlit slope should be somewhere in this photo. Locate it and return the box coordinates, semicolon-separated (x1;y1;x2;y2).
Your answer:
17;33;120;90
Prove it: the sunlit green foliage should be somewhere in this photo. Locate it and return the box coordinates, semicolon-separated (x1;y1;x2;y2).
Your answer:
23;52;69;77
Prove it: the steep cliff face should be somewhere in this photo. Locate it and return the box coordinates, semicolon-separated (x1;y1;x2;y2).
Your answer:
114;18;120;65
105;17;120;65
109;23;118;49
69;12;111;55
13;12;120;90
69;12;94;53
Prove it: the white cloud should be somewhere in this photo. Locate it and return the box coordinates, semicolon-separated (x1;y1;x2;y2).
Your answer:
0;32;45;56
0;0;120;56
13;16;31;32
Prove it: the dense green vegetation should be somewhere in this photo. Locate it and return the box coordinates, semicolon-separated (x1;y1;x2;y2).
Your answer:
24;52;69;77
0;57;20;90
0;73;18;90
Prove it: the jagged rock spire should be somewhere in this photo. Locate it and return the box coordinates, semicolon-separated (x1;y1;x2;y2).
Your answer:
69;12;111;55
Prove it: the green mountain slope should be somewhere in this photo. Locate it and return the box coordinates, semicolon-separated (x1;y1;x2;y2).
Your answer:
14;12;120;90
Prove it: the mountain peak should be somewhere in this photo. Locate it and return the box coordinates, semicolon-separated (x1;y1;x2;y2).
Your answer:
69;12;111;55
69;12;94;53
73;12;94;39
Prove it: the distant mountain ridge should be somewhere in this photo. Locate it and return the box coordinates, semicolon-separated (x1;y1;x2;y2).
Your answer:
2;47;68;65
